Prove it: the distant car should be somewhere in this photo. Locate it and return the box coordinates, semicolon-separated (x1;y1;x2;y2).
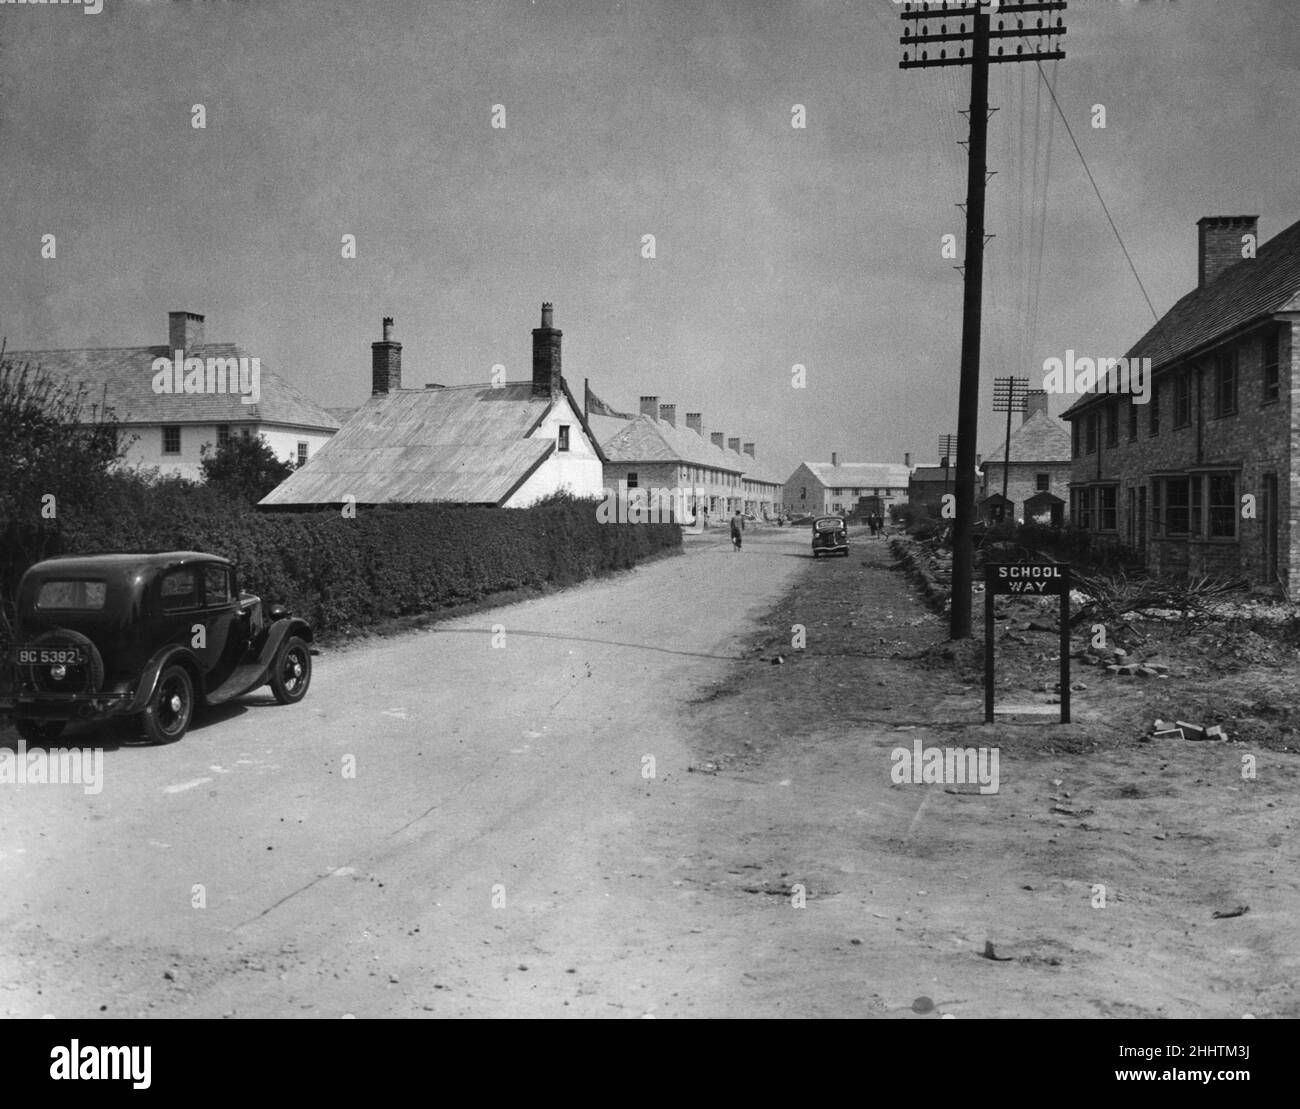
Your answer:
1;551;314;745
811;516;849;558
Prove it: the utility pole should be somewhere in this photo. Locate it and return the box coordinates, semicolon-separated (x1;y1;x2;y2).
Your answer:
993;376;1029;512
901;1;1067;639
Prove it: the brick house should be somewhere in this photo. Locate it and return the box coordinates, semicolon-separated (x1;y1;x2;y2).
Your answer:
1061;214;1300;590
978;390;1070;524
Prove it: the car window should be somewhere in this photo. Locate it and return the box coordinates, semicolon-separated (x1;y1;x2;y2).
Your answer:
160;568;199;611
203;566;232;606
36;580;108;610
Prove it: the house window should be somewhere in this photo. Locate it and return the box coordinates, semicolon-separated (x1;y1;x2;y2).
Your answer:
297;441;308;466
1161;477;1192;536
1173;372;1191;428
1127;399;1138;441
1036;473;1050;492
1214;350;1237;417
558;425;570;452
162;426;181;455
1105;403;1119;448
1099;486;1118;531
800;487;806;499
217;424;231;448
1072;488;1093;530
626;472;638;489
1262;332;1280;404
1148;382;1160;436
1207;473;1237;539
1084;412;1098;454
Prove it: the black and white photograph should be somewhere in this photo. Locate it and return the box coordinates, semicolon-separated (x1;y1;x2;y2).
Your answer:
0;0;1296;1057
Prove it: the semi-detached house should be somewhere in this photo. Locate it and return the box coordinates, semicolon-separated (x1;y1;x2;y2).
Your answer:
1062;214;1300;590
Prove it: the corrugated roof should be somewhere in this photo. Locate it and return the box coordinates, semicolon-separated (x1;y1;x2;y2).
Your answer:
3;343;341;431
980;409;1071;465
259;383;557;506
804;461;912;488
1063;214;1300;417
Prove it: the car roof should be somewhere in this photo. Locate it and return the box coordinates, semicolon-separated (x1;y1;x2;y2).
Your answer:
24;551;232;578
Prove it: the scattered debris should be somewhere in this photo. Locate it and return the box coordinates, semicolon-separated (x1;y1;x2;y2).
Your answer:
912;995;935;1013
1212;905;1250;919
981;941;1013;962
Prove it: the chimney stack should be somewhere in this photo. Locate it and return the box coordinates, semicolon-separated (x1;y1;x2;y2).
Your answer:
1023;389;1049;424
1198;215;1258;288
169;311;205;356
686;412;703;435
372;316;403;395
904;451;912;468
659;403;676;427
640;395;659;419
532;301;562;398
743;442;755;458
831;451;838;468
727;437;741;454
710;432;725;449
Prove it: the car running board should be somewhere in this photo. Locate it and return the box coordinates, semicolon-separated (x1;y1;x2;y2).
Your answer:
205;658;273;706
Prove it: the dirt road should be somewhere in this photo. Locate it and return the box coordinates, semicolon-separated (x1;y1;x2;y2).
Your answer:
0;526;809;1018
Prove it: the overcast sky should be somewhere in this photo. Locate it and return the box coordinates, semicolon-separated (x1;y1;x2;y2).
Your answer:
2;0;1296;480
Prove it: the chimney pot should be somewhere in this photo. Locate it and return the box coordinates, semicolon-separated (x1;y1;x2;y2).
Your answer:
659;403;677;427
541;301;554;328
831;452;838;468
168;311;205;356
904;451;912;468
1198;215;1258;288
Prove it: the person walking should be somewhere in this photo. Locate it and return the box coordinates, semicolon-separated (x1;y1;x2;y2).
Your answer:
730;510;743;551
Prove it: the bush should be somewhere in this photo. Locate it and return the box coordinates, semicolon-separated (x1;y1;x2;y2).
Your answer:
4;471;681;643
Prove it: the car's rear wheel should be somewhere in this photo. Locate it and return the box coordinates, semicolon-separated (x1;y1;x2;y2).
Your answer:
269;636;311;705
14;718;66;745
141;665;194;745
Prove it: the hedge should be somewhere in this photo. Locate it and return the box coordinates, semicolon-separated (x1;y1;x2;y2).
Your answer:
4;478;680;642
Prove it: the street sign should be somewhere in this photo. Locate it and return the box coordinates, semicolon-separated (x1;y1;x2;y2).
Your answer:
984;562;1072;724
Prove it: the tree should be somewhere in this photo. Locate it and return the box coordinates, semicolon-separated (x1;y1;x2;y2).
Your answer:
0;342;129;645
199;432;295;505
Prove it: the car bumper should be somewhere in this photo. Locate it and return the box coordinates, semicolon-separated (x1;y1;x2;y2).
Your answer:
1;689;135;723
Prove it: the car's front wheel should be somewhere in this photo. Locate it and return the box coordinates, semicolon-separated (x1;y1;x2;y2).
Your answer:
14;718;66;745
269;636;311;705
141;665;194;745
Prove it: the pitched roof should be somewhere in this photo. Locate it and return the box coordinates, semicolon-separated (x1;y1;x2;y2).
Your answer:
980;409;1071;465
598;415;745;474
1063;214;1300;417
909;466;951;483
259;382;566;506
3;343;341;431
803;461;912;489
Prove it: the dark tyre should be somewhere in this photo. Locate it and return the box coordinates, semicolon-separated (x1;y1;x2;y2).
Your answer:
14;718;66;745
141;665;194;745
270;636;311;705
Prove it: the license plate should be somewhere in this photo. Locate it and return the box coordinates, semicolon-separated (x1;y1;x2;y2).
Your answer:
17;647;82;666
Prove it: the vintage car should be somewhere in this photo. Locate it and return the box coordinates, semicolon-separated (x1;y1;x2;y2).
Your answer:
1;551;313;745
811;515;849;558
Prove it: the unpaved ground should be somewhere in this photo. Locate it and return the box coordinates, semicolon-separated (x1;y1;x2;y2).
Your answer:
2;524;1296;1018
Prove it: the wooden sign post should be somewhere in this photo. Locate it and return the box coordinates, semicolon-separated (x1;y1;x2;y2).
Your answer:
984;562;1072;725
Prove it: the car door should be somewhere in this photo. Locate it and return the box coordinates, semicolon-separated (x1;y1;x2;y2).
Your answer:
198;563;246;689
